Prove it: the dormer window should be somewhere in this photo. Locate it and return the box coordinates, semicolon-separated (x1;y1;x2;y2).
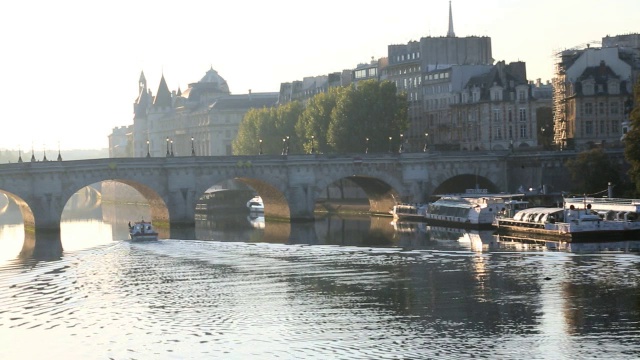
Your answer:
582;80;595;96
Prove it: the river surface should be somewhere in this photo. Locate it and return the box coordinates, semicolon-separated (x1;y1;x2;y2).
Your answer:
1;203;640;359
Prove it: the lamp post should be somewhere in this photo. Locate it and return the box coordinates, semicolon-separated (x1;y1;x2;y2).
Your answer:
399;134;404;153
146;140;151;158
191;136;195;156
365;137;369;154
166;137;170;157
509;139;514;153
170;139;174;157
282;138;286;155
388;136;392;153
259;139;263;155
423;133;429;152
310;135;315;154
286;136;290;155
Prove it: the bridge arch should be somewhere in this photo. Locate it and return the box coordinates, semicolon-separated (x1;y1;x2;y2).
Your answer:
431;174;499;195
315;170;406;215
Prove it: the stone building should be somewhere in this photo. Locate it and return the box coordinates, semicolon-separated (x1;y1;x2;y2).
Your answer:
115;67;278;158
553;36;640;150
449;61;548;151
385;2;493;147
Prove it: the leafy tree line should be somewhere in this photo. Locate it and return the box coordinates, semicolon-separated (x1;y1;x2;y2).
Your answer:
233;80;408;155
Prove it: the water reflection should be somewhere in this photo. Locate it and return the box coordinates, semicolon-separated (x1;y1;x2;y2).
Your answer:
2;204;640;358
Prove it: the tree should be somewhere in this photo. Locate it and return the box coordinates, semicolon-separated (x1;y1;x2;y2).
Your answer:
328;80;408;153
624;79;640;194
233;102;303;155
566;148;622;196
295;87;341;154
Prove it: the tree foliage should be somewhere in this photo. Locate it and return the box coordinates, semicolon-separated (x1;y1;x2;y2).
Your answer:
328;80;408;153
566;148;622;196
624;79;640;194
233;80;408;155
233;102;303;155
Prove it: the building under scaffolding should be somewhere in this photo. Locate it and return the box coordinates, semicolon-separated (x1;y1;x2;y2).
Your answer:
552;34;640;150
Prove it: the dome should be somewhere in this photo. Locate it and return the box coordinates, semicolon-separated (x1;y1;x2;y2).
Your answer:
198;67;230;93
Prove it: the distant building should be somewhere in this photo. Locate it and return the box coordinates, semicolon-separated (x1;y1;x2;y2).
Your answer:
112;67;279;158
449;61;548;151
278;71;352;104
385;2;493;147
553;35;640;150
108;125;132;158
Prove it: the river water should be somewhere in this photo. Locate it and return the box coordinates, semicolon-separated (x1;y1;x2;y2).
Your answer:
1;203;640;359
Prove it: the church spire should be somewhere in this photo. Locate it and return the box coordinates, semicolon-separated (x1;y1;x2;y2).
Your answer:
447;1;455;37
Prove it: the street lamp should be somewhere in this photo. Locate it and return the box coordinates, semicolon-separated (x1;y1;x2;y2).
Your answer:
388;136;393;153
170;139;174;157
146;140;151;158
166;137;170;157
311;135;315;154
365;137;369;154
191;136;195;156
282;138;286;155
509;139;514;153
259;139;263;155
423;133;429;152
286;136;290;155
399;134;404;153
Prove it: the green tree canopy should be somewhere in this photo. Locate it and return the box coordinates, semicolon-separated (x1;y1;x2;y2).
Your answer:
566;148;622;196
233;102;303;155
328;80;408;153
233;80;408;155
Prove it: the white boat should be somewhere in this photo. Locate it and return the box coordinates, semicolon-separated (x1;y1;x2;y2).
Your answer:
247;196;264;213
423;189;528;229
390;203;427;221
128;221;159;241
494;198;640;242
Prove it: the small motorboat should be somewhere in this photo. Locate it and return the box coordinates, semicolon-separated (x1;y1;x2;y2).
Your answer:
128;221;159;241
246;196;264;213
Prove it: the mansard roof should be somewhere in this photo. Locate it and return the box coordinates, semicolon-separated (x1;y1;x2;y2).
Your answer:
208;94;278;111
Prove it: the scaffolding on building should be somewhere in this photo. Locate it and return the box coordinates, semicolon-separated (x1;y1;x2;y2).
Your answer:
551;41;602;149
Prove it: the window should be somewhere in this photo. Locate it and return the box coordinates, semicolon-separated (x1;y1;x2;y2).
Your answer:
493;109;501;122
518;91;526;102
612;120;619;133
610;102;619;114
519;124;527;138
585;120;593;135
599;102;605;115
584;102;593;115
508;109;513;122
495;127;502;140
599;120;605;134
519;109;527;122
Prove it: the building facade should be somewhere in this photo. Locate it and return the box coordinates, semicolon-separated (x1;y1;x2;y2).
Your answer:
553;38;640;150
448;61;547;151
384;2;493;148
111;68;278;158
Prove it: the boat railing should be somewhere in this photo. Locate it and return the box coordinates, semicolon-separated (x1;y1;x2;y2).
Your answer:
565;197;640;206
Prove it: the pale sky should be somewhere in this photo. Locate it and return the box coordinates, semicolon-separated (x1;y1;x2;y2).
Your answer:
0;0;637;151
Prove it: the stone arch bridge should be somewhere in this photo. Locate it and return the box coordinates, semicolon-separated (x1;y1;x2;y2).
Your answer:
0;150;606;240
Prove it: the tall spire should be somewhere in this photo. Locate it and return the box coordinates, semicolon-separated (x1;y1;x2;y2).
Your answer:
447;1;455;37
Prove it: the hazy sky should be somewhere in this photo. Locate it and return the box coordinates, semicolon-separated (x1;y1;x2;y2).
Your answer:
0;0;637;151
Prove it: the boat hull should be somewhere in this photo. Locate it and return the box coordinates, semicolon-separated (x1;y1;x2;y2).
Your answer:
128;234;159;241
423;215;495;230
